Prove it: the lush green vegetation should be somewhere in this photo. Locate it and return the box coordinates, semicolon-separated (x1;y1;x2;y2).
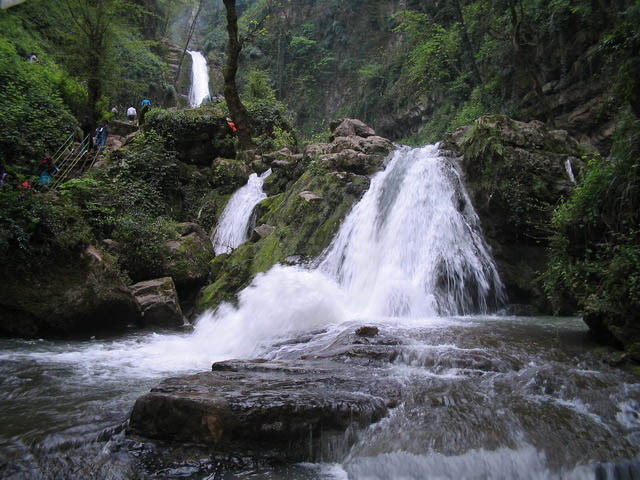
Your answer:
0;129;221;283
0;0;181;175
196;0;637;143
543;111;640;352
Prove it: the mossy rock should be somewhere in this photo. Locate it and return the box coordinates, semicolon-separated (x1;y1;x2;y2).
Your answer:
442;115;585;313
0;246;140;337
164;223;215;297
144;107;235;165
195;169;370;313
211;158;250;194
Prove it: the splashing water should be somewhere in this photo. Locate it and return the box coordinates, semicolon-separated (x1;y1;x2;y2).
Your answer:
212;169;272;255
187;50;210;107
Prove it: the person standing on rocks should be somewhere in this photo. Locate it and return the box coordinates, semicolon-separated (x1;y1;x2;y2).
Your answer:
95;121;109;154
127;106;137;122
139;99;150;127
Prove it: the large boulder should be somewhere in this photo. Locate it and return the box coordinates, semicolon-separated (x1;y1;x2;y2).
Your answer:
164;223;214;297
128;330;403;461
307;119;395;175
0;246;141;337
130;277;184;328
329;118;376;140
442;115;584;314
144;107;235;165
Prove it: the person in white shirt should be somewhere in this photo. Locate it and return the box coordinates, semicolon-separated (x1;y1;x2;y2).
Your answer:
127;106;137;122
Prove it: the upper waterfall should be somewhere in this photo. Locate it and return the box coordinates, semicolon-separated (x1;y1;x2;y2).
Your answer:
213;169;272;255
320;144;504;316
187;50;210;107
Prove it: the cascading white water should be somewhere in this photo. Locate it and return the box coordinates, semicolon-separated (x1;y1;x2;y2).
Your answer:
187;50;210;107
320;144;504;317
213;169;272;255
565;158;577;183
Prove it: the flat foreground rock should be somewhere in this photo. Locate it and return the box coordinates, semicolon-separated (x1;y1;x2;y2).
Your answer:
129;330;404;462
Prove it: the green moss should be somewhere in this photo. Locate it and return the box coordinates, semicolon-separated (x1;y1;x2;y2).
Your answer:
196;244;256;312
197;165;368;312
252;233;285;275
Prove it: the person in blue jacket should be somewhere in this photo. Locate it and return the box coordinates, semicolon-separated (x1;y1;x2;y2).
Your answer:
95;120;110;153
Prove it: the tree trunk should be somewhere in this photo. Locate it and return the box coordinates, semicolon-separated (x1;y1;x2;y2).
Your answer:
223;0;254;151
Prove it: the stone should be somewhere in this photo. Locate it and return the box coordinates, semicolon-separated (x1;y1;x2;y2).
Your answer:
330;118;376;140
130;277;184;328
250;224;276;242
304;142;330;158
355;326;379;337
128;331;405;461
299;191;323;202
0;245;141;337
315;122;394;175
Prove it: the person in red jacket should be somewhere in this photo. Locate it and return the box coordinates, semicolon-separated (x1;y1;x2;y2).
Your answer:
226;117;237;134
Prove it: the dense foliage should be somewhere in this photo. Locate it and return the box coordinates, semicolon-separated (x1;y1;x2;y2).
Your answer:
544;111;640;350
196;0;637;143
0;17;79;173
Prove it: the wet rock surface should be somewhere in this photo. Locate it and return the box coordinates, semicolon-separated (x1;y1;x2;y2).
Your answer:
129;331;405;462
130;277;184;328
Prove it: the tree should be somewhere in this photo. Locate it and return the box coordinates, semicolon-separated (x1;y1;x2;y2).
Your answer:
64;0;120;127
222;0;254;151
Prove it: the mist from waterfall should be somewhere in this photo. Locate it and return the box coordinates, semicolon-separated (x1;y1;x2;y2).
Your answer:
187;50;210;107
213;169;272;256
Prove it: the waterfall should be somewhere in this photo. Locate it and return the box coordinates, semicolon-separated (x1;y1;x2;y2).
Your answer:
187;50;210;107
565;158;576;183
320;145;504;316
56;145;503;370
213;169;272;256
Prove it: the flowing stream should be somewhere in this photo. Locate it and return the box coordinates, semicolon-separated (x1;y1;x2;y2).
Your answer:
0;146;638;479
187;50;210;107
212;168;272;255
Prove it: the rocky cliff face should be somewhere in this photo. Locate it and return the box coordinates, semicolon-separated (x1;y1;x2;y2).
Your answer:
0;246;141;337
442;115;584;314
197;119;394;313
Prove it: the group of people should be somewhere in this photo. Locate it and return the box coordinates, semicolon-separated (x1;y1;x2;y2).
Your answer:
3;98;156;192
111;99;152;127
